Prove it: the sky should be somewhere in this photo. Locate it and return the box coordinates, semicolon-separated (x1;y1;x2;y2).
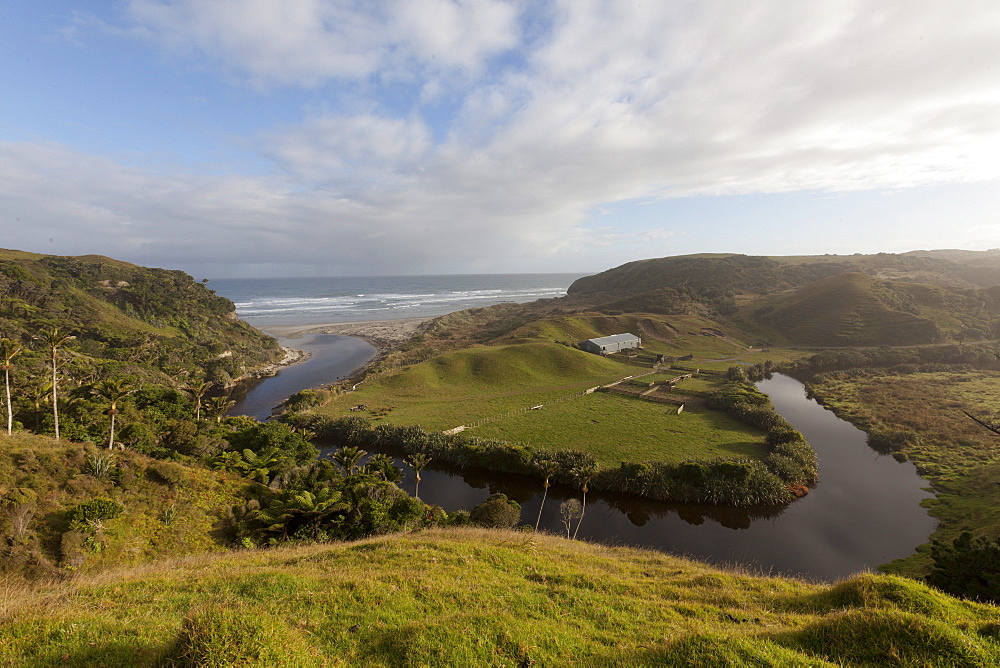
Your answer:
1;1;999;278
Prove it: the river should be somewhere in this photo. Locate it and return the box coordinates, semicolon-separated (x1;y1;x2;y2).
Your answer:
229;333;378;420
232;345;936;581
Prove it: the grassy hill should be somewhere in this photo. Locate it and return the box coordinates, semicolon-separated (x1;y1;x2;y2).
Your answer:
569;250;1000;299
736;272;942;346
320;341;636;430
3;527;999;666
562;251;1000;346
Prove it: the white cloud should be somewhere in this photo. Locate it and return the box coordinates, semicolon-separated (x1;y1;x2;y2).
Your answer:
265;114;433;185
120;1;1000;199
124;0;522;87
15;1;1000;274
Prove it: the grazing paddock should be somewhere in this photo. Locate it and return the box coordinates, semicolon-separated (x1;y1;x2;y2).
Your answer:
471;391;767;466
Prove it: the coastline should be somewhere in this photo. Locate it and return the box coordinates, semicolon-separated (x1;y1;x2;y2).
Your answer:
259;316;432;356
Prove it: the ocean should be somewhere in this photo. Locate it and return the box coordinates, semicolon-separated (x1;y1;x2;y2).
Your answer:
209;273;586;326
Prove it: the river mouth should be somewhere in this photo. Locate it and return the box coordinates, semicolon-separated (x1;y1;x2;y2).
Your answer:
229;332;377;420
232;347;936;581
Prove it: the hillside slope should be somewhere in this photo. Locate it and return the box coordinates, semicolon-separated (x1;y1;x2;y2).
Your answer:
0;249;281;387
562;251;1000;345
741;273;942;346
2;528;999;666
0;433;249;578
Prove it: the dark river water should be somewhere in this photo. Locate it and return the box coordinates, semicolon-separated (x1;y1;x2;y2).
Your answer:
232;347;936;581
229;333;377;420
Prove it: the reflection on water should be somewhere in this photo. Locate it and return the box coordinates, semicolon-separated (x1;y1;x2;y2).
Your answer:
242;346;937;580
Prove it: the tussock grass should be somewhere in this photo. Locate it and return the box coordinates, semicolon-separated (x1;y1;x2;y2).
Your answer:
2;528;998;666
0;433;247;576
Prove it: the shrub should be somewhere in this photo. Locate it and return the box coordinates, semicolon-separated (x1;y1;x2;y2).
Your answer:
69;497;125;528
2;487;37;507
283;389;329;412
85;453;116;480
421;504;448;527
447;510;473;526
147;460;187;487
470;494;521;529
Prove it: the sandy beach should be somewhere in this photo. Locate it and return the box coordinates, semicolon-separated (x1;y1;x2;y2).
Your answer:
259;316;432;355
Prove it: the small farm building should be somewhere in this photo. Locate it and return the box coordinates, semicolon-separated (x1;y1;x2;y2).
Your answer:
579;333;641;355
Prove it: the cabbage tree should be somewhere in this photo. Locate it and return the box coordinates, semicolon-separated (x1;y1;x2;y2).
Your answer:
34;327;75;439
92;378;134;449
0;338;23;435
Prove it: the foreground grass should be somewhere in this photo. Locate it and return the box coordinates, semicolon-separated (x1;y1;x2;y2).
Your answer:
807;369;1000;577
3;527;999;666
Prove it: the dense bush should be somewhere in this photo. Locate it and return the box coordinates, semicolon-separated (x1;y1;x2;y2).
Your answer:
69;497;124;528
226;422;314;460
470;493;522;529
927;532;1000;603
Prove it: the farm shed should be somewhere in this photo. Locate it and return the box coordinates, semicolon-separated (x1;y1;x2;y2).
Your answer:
579;333;641;355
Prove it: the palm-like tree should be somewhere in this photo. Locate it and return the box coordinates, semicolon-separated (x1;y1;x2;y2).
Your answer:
91;378;134;449
534;459;560;532
6;299;38;319
34;327;75;439
27;383;51;431
331;445;368;476
571;464;598;540
182;380;213;421
364;452;402;483
206;394;235;423
254;488;347;541
405;452;432;498
1;338;24;435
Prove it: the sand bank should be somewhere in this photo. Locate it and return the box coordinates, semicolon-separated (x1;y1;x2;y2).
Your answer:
259;317;432;355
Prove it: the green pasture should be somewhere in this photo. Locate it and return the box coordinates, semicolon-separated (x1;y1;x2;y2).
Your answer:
471;391;768;466
316;339;767;465
319;341;635;430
